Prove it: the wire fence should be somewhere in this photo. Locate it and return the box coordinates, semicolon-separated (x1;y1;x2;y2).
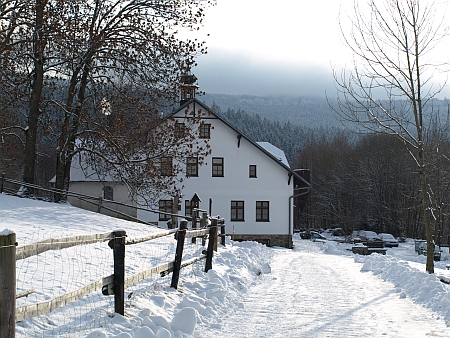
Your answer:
0;178;225;337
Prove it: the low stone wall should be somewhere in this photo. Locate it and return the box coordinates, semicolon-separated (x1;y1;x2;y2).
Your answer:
352;246;386;255
231;234;290;248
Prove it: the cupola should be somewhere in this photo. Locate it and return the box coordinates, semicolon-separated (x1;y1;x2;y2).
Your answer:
180;72;198;106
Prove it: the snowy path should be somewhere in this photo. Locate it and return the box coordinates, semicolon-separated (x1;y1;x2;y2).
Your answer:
197;240;450;338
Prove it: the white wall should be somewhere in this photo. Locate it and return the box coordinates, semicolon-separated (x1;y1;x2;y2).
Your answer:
148;101;294;236
69;181;137;218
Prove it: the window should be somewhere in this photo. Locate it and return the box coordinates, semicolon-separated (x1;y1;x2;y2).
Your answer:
199;123;211;139
212;157;224;177
256;201;269;222
186;157;198;177
159;200;173;221
249;165;257;178
175;123;186;138
160;156;173;176
103;186;113;201
185;199;199;217
231;201;244;221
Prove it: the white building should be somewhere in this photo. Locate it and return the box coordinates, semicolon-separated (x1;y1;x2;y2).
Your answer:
142;77;310;248
65;75;310;248
52;153;138;221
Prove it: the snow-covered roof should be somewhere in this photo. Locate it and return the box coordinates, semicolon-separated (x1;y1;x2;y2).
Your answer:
256;142;289;167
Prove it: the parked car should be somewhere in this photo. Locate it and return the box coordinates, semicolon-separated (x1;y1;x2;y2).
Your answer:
300;231;311;239
358;230;381;241
354;230;384;248
418;242;441;261
379;233;399;247
310;231;327;242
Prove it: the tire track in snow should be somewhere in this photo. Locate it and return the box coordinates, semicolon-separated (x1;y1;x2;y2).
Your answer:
211;240;450;338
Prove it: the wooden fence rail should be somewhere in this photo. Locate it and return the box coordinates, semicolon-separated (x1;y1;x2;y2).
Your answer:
0;217;225;336
0;176;195;224
16;232;114;260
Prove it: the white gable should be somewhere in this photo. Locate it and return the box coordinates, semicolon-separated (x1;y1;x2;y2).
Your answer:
136;99;311;248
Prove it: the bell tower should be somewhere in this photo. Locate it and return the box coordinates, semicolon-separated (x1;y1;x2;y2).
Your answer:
180;72;198;106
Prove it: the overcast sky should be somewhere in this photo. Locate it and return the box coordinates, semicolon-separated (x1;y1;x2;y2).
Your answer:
188;0;450;98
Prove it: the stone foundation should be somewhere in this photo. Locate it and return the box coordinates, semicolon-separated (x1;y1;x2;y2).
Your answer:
231;234;291;248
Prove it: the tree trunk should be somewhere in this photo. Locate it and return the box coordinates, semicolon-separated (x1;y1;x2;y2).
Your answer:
54;60;90;201
418;146;434;274
22;0;47;190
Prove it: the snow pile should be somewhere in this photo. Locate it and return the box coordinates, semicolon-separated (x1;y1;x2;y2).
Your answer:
83;239;272;337
311;237;450;327
0;193;273;337
4;193;450;335
356;252;450;325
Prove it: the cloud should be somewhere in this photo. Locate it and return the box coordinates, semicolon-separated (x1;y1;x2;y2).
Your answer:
193;49;336;97
193;48;450;100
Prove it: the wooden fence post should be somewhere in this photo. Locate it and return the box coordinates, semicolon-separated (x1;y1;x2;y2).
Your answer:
220;220;226;246
0;231;16;338
201;212;207;246
191;211;197;244
108;230;126;316
204;223;217;272
212;218;218;252
171;220;187;289
97;196;103;213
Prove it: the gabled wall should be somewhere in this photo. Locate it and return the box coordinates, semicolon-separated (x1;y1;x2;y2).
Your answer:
146;100;296;247
68;181;137;220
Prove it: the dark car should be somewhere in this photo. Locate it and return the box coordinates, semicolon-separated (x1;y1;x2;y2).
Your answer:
300;231;311;239
418;242;441;261
356;230;384;248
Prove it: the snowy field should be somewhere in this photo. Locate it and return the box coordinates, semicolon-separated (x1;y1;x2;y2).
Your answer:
2;193;450;337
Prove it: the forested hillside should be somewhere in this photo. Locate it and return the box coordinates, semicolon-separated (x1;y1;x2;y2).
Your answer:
200;93;342;129
202;94;450;242
200;93;450;130
207;102;345;164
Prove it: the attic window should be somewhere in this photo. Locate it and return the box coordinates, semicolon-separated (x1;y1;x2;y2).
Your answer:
175;123;186;138
249;165;257;178
199;123;211;139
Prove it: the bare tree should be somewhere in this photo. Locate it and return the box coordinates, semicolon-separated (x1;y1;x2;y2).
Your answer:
47;0;213;201
76;97;212;206
1;0;215;201
1;0;80;190
332;0;449;273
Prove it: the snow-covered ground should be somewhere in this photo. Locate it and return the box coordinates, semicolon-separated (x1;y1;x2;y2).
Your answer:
2;193;450;337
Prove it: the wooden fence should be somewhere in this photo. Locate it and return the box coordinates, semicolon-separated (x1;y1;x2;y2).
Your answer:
0;216;225;338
